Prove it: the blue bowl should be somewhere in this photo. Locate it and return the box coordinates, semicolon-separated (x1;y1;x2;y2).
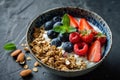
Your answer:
26;7;112;77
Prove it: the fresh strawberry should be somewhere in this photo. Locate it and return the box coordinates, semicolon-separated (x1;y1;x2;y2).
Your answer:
69;32;81;44
96;32;107;46
79;18;97;33
68;14;79;28
87;40;101;62
80;30;94;44
74;42;88;56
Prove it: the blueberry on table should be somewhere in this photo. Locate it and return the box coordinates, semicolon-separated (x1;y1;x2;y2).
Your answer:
58;33;69;42
62;42;73;53
53;16;62;23
51;38;62;47
53;22;63;28
44;21;54;30
47;30;59;39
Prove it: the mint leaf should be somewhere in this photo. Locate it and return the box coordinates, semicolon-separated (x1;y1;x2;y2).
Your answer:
62;14;70;26
67;27;76;33
53;26;66;33
53;14;77;34
3;43;16;50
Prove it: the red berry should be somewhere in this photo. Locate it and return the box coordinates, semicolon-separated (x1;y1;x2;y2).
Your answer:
95;32;107;46
87;40;101;62
80;30;94;44
68;14;79;28
79;18;97;33
74;42;88;56
69;32;81;44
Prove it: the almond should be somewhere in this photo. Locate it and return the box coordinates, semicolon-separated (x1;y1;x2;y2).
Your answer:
20;69;32;77
11;49;22;57
34;61;40;67
16;53;25;62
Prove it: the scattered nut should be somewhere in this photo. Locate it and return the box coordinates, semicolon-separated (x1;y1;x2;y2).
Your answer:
20;69;32;77
16;53;25;62
21;44;25;47
32;67;38;72
26;56;32;60
24;47;30;52
34;61;40;67
11;49;22;57
23;65;29;69
19;60;26;65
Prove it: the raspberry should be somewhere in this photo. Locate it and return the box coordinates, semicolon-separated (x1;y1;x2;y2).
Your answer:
74;42;88;56
69;32;80;44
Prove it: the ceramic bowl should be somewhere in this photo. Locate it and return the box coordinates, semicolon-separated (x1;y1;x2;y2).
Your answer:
26;7;112;77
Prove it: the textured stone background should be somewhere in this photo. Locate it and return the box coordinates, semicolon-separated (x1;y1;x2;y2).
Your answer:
0;0;120;80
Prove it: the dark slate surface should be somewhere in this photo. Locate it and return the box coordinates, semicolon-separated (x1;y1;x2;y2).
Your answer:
0;0;120;80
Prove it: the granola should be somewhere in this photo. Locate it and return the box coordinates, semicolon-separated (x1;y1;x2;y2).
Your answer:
30;27;87;71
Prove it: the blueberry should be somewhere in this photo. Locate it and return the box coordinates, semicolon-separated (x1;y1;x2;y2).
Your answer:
51;38;62;47
53;16;62;23
58;33;69;42
53;22;63;28
47;30;59;39
62;42;73;53
44;21;54;30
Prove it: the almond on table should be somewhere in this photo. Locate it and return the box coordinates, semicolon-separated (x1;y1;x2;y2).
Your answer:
20;69;32;77
11;49;22;57
16;52;25;62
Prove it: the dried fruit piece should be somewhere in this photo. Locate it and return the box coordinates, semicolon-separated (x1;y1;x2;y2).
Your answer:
20;69;32;77
16;53;25;62
11;49;22;57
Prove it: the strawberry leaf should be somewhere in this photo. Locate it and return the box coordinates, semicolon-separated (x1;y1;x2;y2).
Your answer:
3;43;16;50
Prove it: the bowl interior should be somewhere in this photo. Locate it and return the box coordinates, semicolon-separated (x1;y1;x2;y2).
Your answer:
26;7;112;76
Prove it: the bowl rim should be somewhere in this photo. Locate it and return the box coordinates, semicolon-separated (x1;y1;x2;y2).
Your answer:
26;6;112;72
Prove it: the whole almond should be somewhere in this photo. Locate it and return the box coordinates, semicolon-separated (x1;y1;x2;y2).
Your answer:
34;61;40;67
16;53;25;62
20;69;32;77
11;49;22;57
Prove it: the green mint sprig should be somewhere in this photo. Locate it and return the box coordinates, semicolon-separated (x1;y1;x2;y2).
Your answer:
3;43;16;50
53;14;76;33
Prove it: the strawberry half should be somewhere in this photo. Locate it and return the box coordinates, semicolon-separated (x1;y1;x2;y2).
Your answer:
80;30;94;44
74;42;88;56
68;14;79;28
79;18;97;34
95;32;107;46
87;40;102;62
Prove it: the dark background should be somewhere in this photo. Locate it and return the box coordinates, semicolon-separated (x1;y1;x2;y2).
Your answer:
0;0;120;80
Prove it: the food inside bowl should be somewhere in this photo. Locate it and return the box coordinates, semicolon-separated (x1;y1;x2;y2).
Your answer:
30;14;107;71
